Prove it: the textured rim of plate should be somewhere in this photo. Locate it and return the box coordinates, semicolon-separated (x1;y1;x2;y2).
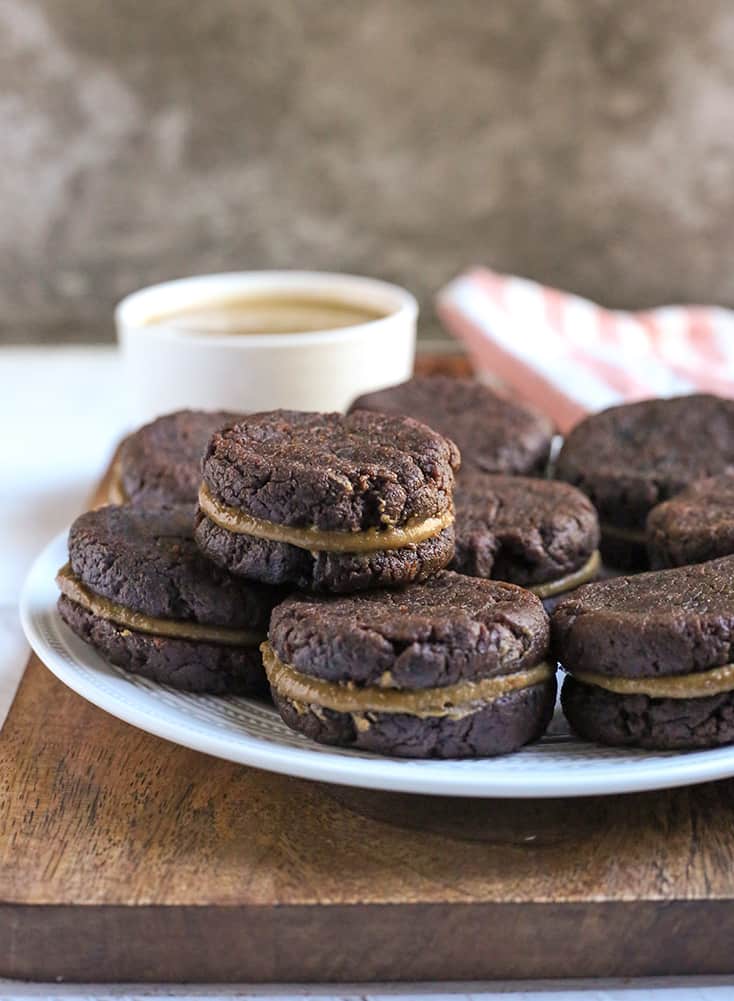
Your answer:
19;529;734;798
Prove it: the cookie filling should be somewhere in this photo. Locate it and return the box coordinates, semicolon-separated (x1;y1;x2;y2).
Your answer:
262;642;553;719
571;663;734;700
530;549;601;599
600;522;646;545
107;455;127;504
56;564;263;647
199;483;454;554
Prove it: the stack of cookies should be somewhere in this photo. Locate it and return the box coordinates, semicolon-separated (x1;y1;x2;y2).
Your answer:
352;377;601;602
191;399;558;758
56;376;734;758
56;379;568;759
58;411;284;694
551;393;734;752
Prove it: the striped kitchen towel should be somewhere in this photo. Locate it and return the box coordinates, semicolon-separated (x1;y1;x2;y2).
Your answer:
436;267;734;433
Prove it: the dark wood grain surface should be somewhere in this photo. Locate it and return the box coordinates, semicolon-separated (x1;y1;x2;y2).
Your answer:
3;354;734;982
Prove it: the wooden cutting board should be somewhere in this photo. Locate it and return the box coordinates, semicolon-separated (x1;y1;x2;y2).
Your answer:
3;356;734;983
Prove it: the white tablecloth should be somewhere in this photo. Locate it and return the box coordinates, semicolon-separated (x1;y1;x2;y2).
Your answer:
1;346;732;1001
1;347;131;721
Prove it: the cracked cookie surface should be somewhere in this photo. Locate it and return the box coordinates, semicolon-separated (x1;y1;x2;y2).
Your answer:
556;395;734;571
551;556;734;680
553;555;734;749
196;409;460;591
269;570;550;688
266;571;554;758
117;409;243;507
647;472;734;568
452;472;599;586
68;504;277;628
201;408;459;531
59;504;281;694
351;375;553;475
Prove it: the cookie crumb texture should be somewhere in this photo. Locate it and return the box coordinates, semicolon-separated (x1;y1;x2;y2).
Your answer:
68;505;276;629
201;409;459;531
556;394;734;529
562;675;734;750
551;556;734;679
267;572;553;757
118;409;244;507
195;514;455;592
647;472;734;568
273;678;557;758
351;375;553;475
60;504;277;695
452;472;599;585
59;595;267;695
268;571;549;688
197;409;460;591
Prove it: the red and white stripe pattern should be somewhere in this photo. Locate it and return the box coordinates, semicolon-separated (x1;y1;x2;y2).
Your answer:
436;267;734;432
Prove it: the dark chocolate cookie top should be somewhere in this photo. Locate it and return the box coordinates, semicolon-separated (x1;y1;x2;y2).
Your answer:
201;409;460;531
67;504;277;628
350;376;554;475
268;570;549;689
647;473;734;569
551;555;734;679
452;473;599;585
118;409;244;506
555;395;734;528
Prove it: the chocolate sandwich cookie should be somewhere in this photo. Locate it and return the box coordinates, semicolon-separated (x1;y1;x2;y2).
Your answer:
264;571;556;758
452;472;600;600
350;375;554;475
555;394;734;570
195;409;460;593
553;556;734;749
111;409;243;507
647;472;734;569
57;505;279;693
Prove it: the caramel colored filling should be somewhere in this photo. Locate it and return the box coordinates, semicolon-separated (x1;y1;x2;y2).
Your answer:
56;564;263;647
601;522;646;545
262;642;553;719
108;477;127;505
107;455;127;504
199;483;454;554
530;549;601;599
572;663;734;700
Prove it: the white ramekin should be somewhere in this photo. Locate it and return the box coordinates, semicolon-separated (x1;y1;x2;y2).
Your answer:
115;271;417;423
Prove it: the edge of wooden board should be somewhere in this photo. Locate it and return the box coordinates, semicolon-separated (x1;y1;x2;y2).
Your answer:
5;900;734;982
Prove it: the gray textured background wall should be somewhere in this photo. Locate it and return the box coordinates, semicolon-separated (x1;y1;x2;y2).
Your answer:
4;0;734;344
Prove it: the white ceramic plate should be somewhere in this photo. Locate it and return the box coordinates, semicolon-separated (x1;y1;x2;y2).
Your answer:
20;530;734;798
